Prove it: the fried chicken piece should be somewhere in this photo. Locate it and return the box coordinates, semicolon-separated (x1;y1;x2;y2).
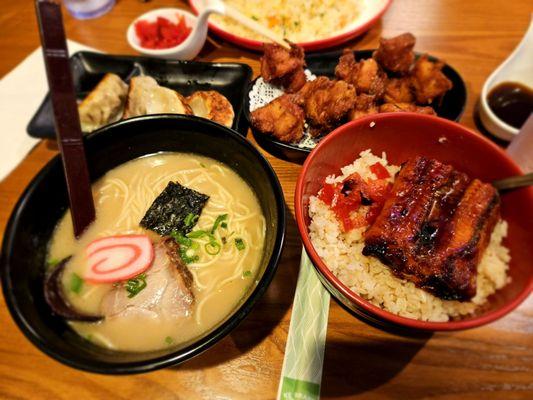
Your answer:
410;55;453;104
356;59;387;98
383;77;414;103
261;43;304;81
285;68;307;93
348;94;379;120
294;76;332;106
261;43;306;93
373;33;416;74
335;49;359;83
379;102;436;115
335;51;386;99
250;94;305;143
303;79;357;134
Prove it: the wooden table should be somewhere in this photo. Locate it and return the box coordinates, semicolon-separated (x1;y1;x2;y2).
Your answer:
0;1;532;399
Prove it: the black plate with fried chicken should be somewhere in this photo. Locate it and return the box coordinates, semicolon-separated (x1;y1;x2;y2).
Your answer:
245;35;466;163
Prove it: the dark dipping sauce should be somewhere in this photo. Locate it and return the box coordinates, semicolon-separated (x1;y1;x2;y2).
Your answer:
488;82;533;129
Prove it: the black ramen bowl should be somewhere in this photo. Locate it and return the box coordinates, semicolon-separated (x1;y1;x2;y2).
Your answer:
0;115;286;374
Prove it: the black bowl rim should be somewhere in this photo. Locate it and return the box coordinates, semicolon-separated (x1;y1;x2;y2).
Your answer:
1;114;286;374
244;49;467;158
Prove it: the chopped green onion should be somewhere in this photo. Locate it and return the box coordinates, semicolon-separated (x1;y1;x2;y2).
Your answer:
187;230;218;244
211;214;228;234
235;238;245;251
242;270;252;278
173;230;204;264
221;222;228;229
200;162;206;168
125;273;147;298
179;247;199;264
176;221;227;261
165;336;174;345
184;213;199;227
70;273;83;294
251;15;259;21
47;259;60;268
170;231;192;247
205;241;221;255
187;229;209;239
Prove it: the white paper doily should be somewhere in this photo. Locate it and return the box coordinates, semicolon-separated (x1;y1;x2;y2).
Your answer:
249;70;319;149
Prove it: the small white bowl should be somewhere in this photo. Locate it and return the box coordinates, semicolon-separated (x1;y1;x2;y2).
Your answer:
479;15;533;141
127;8;207;60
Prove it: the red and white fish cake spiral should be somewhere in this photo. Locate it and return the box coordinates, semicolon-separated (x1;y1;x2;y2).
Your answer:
84;235;154;283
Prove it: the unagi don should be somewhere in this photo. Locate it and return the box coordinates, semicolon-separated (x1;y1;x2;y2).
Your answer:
363;157;500;301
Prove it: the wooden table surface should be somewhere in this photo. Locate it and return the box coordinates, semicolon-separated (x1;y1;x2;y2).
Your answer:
0;0;532;399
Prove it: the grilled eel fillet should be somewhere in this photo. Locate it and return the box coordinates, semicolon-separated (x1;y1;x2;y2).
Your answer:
363;157;500;301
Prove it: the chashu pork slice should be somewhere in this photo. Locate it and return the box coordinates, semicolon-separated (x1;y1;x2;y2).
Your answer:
101;238;194;319
123;76;192;118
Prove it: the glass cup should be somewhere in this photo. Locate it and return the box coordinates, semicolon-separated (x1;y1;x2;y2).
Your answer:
63;0;116;20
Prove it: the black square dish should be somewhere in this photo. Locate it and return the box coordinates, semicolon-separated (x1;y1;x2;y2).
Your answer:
27;52;252;139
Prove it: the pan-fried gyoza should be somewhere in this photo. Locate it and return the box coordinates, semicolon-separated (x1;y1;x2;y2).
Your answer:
77;74;235;132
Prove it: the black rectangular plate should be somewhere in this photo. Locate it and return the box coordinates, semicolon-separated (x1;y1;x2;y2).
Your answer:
27;51;253;139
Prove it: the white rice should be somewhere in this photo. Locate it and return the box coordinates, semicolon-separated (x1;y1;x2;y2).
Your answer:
308;150;511;322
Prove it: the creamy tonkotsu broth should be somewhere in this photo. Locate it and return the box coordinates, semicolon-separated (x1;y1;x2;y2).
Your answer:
47;153;265;352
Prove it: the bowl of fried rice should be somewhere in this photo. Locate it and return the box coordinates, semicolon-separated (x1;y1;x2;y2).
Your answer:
189;0;392;51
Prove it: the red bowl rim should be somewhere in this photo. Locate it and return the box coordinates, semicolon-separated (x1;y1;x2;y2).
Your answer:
295;113;533;331
188;0;393;52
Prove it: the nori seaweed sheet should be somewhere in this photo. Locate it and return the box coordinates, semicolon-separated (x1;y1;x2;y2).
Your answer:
140;182;209;236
